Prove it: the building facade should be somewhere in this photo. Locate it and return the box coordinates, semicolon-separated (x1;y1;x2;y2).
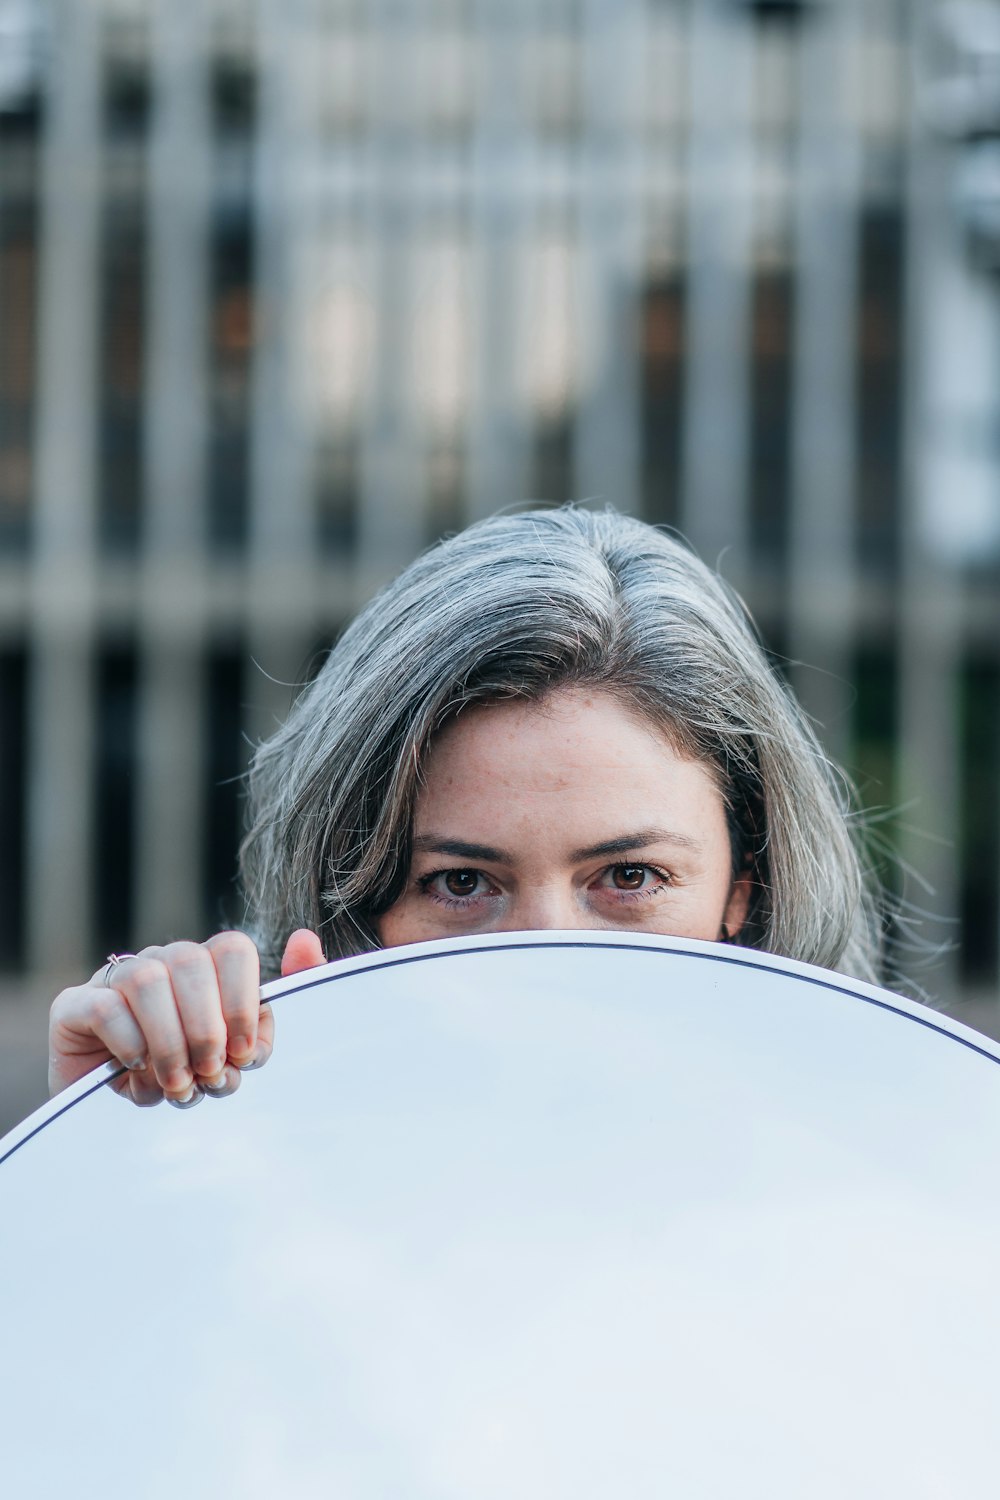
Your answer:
1;0;999;1124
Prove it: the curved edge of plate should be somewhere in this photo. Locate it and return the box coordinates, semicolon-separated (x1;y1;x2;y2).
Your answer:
5;932;998;1165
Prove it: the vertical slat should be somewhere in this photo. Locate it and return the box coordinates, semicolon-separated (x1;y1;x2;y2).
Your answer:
467;0;533;522
136;0;212;944
143;0;211;558
897;0;962;1005
356;0;426;584
246;0;319;746
573;0;643;517
249;0;315;563
680;0;755;580
27;0;102;975
787;1;863;765
905;237;1000;996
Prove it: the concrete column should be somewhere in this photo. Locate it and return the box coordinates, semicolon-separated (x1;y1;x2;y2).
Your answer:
136;0;212;944
787;0;864;765
246;0;321;748
573;0;644;518
467;0;533;523
897;0;963;1005
680;0;755;583
27;0;102;975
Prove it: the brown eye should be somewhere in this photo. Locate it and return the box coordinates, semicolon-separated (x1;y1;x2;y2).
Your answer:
611;864;647;890
444;870;479;897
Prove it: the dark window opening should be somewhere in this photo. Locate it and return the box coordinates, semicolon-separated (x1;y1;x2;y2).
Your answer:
103;21;151;139
640;274;685;530
856;206;904;577
317;433;359;557
208;215;255;551
531;411;575;506
850;642;905;980
94;645;137;957
850;644;899;836
203;648;247;934
0;214;38;552
0;93;43;142
97;206;146;552
425;439;465;546
0;646;27;969
0;12;47;141
738;0;814;20
959;652;1000;987
211;44;257;138
749;267;793;578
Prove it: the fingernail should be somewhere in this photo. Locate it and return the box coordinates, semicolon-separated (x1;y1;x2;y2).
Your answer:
167;1084;203;1110
239;1049;267;1073
127;1056;147;1072
201;1072;231;1095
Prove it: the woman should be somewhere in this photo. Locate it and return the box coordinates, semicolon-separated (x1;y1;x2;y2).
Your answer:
48;506;882;1107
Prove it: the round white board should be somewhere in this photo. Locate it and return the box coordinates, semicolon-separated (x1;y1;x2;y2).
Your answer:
2;932;999;1498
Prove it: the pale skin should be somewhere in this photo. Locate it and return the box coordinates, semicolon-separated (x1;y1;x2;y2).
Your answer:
48;689;751;1105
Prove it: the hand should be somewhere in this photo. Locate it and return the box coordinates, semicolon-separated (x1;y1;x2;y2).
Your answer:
47;928;326;1106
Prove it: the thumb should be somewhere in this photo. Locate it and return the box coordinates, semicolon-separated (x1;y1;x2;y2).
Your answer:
280;928;326;978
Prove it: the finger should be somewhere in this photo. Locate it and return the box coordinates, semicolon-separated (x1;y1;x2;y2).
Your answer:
201;1063;242;1099
49;984;149;1096
280;929;325;978
239;1002;274;1073
157;941;229;1083
205;930;261;1068
167;1085;205;1111
111;1066;167;1109
110;954;194;1100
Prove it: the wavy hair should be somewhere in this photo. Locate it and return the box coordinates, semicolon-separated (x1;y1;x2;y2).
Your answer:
240;507;882;982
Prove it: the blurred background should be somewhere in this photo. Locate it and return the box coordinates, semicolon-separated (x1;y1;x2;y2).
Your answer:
1;0;999;1131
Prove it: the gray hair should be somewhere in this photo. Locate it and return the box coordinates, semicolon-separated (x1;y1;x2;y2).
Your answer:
241;507;882;982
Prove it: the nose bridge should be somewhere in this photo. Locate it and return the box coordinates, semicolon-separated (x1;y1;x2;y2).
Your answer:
499;877;585;933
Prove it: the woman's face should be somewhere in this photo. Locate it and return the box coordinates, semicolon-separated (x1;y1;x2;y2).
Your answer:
377;688;751;947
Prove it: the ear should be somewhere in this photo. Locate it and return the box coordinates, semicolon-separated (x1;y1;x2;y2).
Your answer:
720;873;752;943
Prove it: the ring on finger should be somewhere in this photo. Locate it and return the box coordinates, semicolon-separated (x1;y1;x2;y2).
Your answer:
103;952;137;987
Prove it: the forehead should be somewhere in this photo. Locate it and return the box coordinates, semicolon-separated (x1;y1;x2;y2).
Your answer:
417;688;724;812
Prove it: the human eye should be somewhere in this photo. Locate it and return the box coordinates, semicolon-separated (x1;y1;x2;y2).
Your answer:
593;862;671;902
417;868;499;909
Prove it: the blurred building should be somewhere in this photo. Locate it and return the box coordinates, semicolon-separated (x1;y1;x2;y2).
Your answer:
1;0;999;1124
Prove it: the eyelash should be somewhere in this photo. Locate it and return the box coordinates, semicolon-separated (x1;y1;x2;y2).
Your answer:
416;863;673;910
417;869;498;910
600;863;673;901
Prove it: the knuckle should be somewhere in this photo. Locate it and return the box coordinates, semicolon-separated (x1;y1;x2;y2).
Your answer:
151;1054;191;1088
122;957;168;993
162;944;213;986
50;982;123;1035
207;929;258;969
186;1025;227;1060
87;990;125;1030
49;984;90;1024
224;992;260;1028
149;1037;186;1066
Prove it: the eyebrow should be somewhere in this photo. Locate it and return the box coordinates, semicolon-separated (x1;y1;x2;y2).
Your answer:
569;829;704;862
412;836;515;863
411;829;703;865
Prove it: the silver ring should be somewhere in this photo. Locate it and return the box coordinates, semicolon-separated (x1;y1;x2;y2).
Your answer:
103;952;136;987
